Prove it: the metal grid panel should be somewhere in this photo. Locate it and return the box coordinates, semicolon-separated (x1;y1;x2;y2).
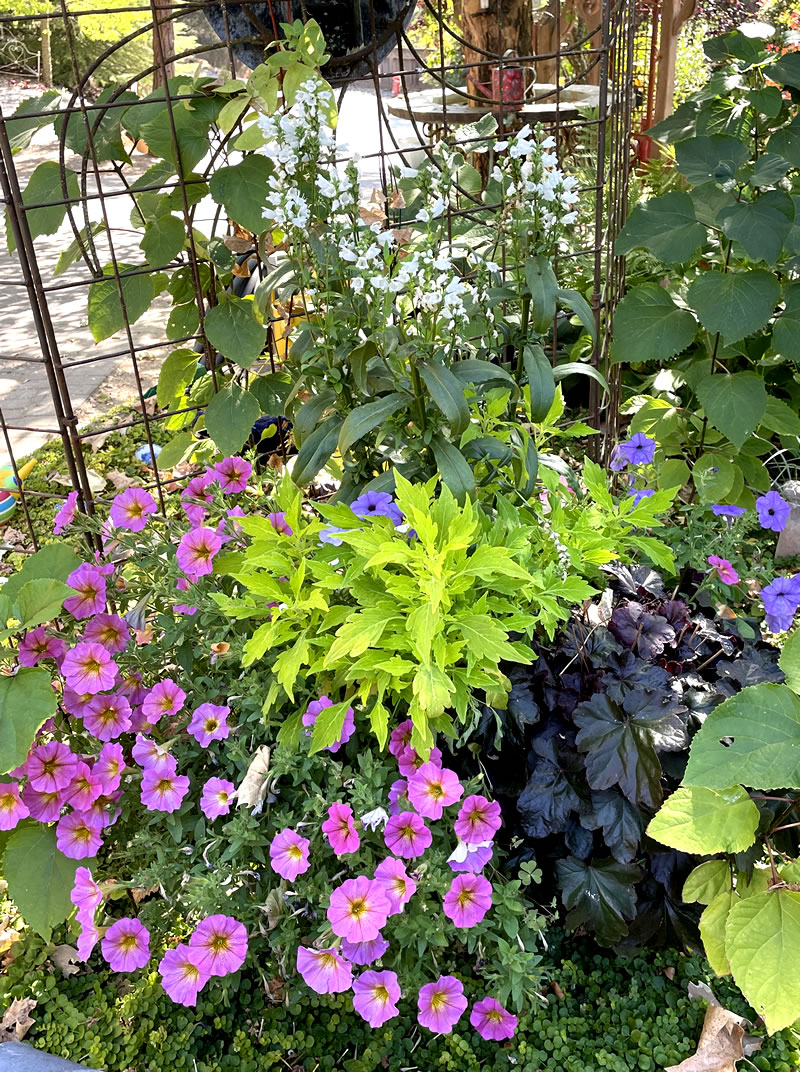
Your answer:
0;0;641;552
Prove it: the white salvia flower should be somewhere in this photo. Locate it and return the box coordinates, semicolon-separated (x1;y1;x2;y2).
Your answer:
376;230;395;247
398;165;418;178
360;807;389;831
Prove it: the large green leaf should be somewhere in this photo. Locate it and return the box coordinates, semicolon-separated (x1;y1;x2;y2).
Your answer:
523;344;555;422
57;87;137;163
209;156;274;234
15;579;72;630
610;284;697;364
675;134;749;187
204;298;265;369
573;693;687;808
693;453;736;503
773;282;800;360
769;117;800;170
647;98;701;144
125;93;222;174
7;162;79;254
647;785;759;855
683;860;731;906
338;392;409;455
87;265;160;343
419;361;470;435
291;416;344;488
687;269;780;344
684;683;800;790
615;191;707;264
54;222;106;277
695;372;768;450
0;668;58;775
760;396;800;437
4;822;91;942
157;348;200;409
430;436;476;503
779;630;800;696
726;889;800;1033
140;214;185;266
524;255;558;333
717;191;794;265
6;91;60;151
1;542;81;604
204;383;261;456
700;891;734;976
556;856;641;947
765;51;800;92
557;288;597;342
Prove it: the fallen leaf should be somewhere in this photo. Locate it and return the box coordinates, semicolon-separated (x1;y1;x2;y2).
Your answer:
666;985;761;1072
51;944;80;979
263;888;284;930
388;188;405;209
0;928;19;956
130;884;159;904
664;966;676;980
107;469;136;491
1;997;36;1041
237;745;271;811
550;981;565;999
232;261;252;278
210;642;230;655
89;430;116;453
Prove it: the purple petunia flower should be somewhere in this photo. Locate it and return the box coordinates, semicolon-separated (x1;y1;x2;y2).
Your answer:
617;434;656;467
712;504;746;518
762;575;800;633
351;491;403;526
629;488;655;507
301;695;355;753
53;490;79;535
756;490;791;533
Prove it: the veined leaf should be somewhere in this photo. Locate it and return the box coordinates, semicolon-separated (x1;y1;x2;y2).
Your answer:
204;297;265;368
687;269;780;344
204;383;261;456
0;669;58;775
309;699;352;754
615;191;707;264
695;372;767;450
611;285;697;364
647;785;759;855
683;860;731;906
412;663;454;717
5;822;91;941
338;392;409;455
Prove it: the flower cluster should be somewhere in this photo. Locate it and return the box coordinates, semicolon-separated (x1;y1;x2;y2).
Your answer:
278;719;510;1041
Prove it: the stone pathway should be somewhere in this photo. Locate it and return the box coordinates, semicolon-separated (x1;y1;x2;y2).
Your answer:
0;73;421;462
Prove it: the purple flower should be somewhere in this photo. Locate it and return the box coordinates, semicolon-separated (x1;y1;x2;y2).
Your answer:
101;918;150;972
442;872;493;928
319;526;347;546
53;490;79;535
629;488;655;507
176;527;222;581
447;839;494;873
608;445;627;472
417;976;467;1034
470;997;517;1041
352;969;401;1028
340;934;390;965
712;504;746;518
213;457;251;494
351;491;403;526
301;695;355;753
64;565;107;619
762;575;800;633
109;488;157;532
618;434;656;467
756;491;791;533
267;511;293;536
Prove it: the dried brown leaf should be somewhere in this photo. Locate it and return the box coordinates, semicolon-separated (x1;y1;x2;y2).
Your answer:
666;994;758;1072
51;944;80;979
237;745;271;811
224;236;253;253
388;188;405;209
1;997;36;1041
106;469;136;491
232;261;252;278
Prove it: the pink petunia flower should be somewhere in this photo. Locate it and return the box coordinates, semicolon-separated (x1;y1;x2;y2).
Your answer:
109;487;157;532
200;777;235;820
454;794;502;845
176;527;222;581
442;873;493;928
62;687;95;719
102;917;150;972
93;742;125;794
708;555;739;586
269;828;311;881
302;695;355;753
83;612;129;654
21;783;63;823
0;782;29;831
447;839;494;873
27;741;78;793
53;490;79;535
76;918;100;962
322;802;361;855
407;762;463;820
62;642;117;695
187;702;230;747
418;976;468;1034
353;969;401;1028
267;511;293;536
388;719;414;758
159;943;210;1006
140;768;189;812
470;997;517;1041
128;706;149;733
384;811;432;859
340;935;390;966
189;915;248;977
132;735;176;774
64;564;107;619
327;876;391;944
397;744;442;779
62;762;104;811
142;679;186;725
373;856;417;915
296;946;353;995
70;866;103;927
388;779;409;816
213;457;252;493
82;693;132;741
56;810;103;859
18;627;67;668
119;672;148;707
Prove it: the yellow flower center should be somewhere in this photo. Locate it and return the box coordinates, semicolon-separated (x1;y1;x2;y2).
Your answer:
319;952;337;968
457;888;475;908
74;825;91;843
348;898;367;919
211;934;230;953
391;878;406;897
429;781;444;799
288;844;303;860
204;718;219;733
181;963;201;982
488;1009;503;1023
430;991;446;1011
373;984;390;1004
119;934;138;952
156;778;173;793
0;793;15;810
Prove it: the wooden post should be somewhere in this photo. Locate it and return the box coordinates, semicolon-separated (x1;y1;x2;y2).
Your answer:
40;17;52;87
652;0;694;124
462;0;533;93
152;0;176;89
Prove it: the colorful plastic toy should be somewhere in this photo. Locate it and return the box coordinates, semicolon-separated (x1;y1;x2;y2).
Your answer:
0;459;36;525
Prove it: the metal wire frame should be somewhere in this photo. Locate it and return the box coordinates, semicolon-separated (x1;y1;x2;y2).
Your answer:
0;0;641;554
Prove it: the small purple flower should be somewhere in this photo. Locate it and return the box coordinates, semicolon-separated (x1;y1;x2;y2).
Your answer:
608;445;627;472
447;839;494;873
756;490;791;533
267;511;293;536
302;695;355;753
712;504;746;518
53;491;79;535
319;526;347;546
629;488;655;507
618;434;656;467
351;491;403;526
762;575;800;633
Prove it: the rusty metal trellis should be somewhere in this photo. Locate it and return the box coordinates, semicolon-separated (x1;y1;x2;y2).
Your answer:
0;0;644;555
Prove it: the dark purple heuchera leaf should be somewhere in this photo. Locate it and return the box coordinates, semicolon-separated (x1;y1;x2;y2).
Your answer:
603;651;672;703
579;790;645;864
573;692;687;808
717;650;784;687
517;736;583;838
609;602;676;659
661;600;690;627
602;564;666;599
564;817;594;860
555;855;642;947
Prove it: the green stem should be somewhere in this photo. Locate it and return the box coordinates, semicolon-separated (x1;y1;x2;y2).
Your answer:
410;360;427;434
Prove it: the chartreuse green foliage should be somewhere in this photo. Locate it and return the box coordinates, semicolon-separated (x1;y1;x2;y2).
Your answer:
6;938;800;1072
612;23;800;507
647;632;800;1032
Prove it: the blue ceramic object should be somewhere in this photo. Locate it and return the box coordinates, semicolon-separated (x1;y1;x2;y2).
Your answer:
202;0;415;80
135;443;163;467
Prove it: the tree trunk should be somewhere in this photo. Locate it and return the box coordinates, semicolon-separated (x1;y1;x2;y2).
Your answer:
152;0;175;90
462;0;533;97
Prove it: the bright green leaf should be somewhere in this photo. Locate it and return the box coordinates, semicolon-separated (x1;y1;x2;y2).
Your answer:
88;265;157;343
700;890;734;976
647;785;759;855
687;269;780;345
157;348;199;409
683;860;731;906
695;373;768;450
7;162;79;254
4;822;91;942
140;215;185;265
615;191;707;264
779;630;800;696
204;298;265;369
0;668;58;775
610;284;697;364
15;578;71;629
204;383;261;456
717;191;794;265
209;155;273;233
